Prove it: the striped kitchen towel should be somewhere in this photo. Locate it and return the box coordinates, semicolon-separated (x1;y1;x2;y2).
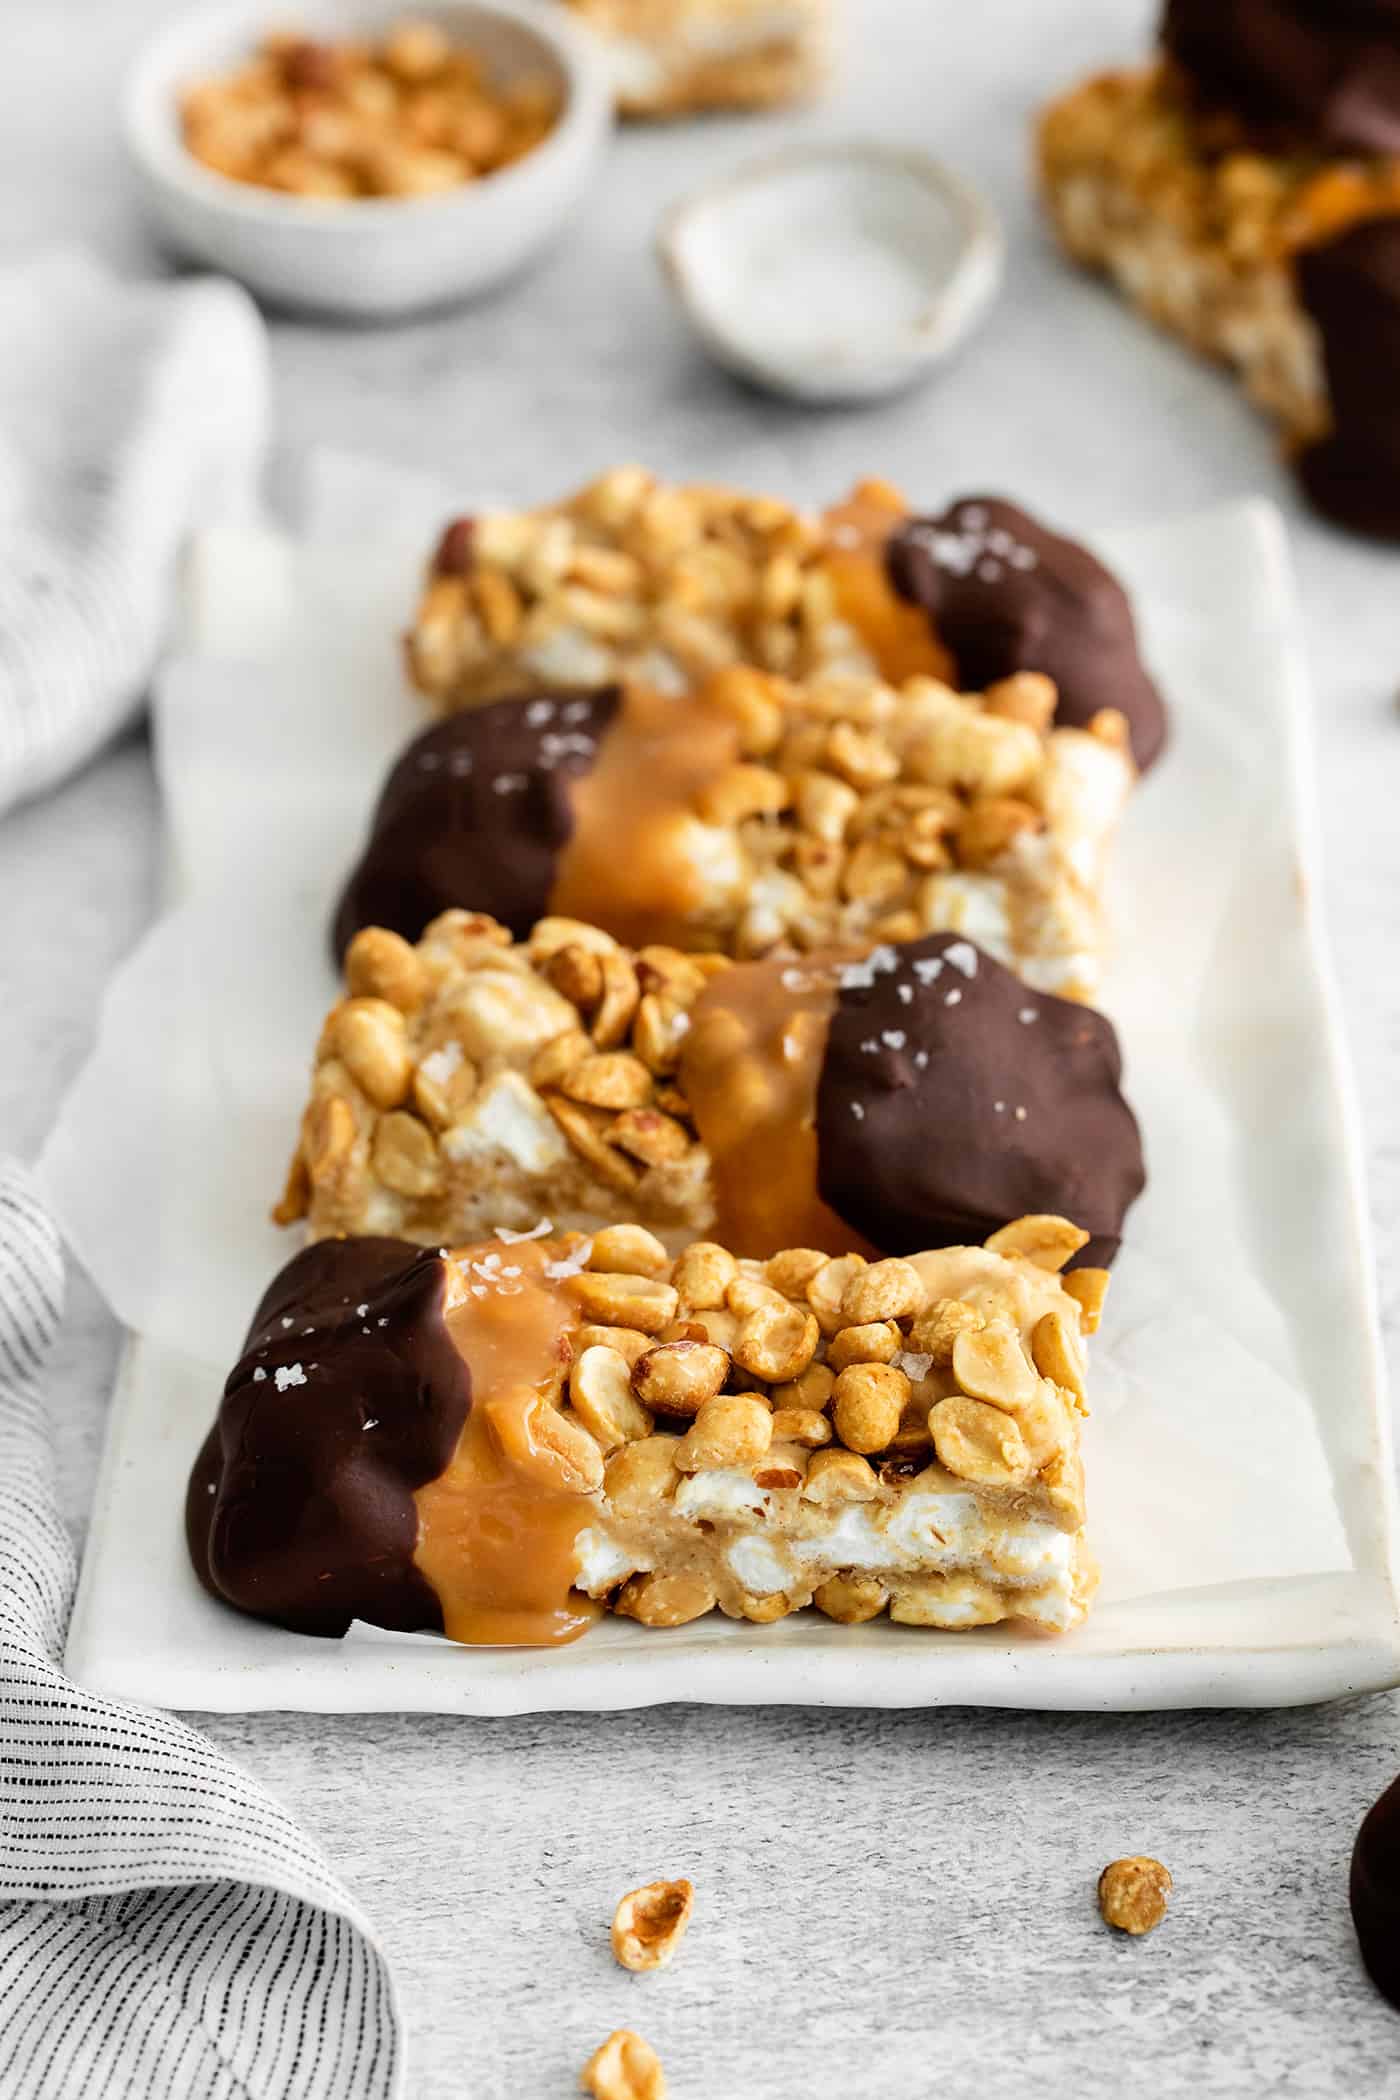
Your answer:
0;250;268;816
0;1162;402;2098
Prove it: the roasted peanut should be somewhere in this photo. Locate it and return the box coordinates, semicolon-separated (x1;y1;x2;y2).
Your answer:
983;671;1058;733
334;999;412;1109
587;1225;670;1277
984;1214;1091;1271
769;1407;832;1448
631;1340;729;1418
344;927;425;1012
603;1436;681;1515
908;1296;985;1365
807;1254;869;1336
1032;1307;1088;1411
771;1361;835;1413
951;1321;1040;1410
827;1321;901;1373
571;1272;679;1333
671;1241;738;1311
832;1362;909;1453
580;2029;668;2100
731;1301;820;1383
763;1247;830;1298
578;1324;651;1367
570;1347;655;1452
370;1111;443;1196
813;1573;889;1624
675;1393;773;1472
840;1256;927;1326
928;1395;1032;1486
955;796;1042;870
611;1880;694;1973
1098;1858;1172;1937
615;1571;715;1629
1062;1267;1110;1333
563;1052;653;1112
529;1028;591;1089
801;1447;878;1506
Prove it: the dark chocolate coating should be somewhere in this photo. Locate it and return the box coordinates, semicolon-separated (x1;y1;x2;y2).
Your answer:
1297;218;1400;541
188;1238;467;1637
815;934;1145;1267
886;498;1167;771
1164;0;1400;157
332;686;620;958
1351;1771;1400;2009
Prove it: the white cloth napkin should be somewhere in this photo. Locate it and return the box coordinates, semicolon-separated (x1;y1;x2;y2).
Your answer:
0;250;268;815
0;253;402;2095
0;1161;402;2099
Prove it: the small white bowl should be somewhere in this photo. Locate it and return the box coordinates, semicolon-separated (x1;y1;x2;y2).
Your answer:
123;0;613;318
658;141;1004;404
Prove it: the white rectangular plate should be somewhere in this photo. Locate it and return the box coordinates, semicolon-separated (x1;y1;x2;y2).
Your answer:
46;489;1400;1712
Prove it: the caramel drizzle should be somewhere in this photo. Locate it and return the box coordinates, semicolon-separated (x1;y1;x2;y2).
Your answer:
821;482;955;688
549;683;742;950
413;1240;600;1647
680;956;876;1262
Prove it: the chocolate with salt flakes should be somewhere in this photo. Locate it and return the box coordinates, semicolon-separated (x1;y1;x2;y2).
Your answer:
816;932;1144;1269
188;1237;464;1636
332;685;620;958
886;496;1168;771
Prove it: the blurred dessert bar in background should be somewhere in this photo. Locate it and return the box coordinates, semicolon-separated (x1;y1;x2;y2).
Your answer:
562;0;830;117
277;914;1144;1260
190;1219;1103;1643
1040;1;1400;537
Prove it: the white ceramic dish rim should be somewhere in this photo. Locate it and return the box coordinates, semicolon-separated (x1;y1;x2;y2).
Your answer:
122;0;610;232
657;140;1006;380
51;489;1400;1716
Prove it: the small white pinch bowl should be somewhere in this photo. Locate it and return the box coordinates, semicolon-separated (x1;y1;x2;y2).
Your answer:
123;0;612;318
658;141;1004;404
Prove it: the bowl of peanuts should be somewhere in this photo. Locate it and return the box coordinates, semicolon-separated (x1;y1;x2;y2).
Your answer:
123;2;613;316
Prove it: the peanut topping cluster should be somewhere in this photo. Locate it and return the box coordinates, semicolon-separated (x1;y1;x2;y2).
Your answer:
557;1221;1094;1491
657;664;1129;981
562;1217;1099;1631
277;912;727;1243
407;469;907;708
180;20;561;200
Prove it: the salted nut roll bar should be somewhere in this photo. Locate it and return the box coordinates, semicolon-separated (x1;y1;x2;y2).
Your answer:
189;1220;1104;1643
405;471;1166;769
1041;2;1400;537
336;663;1135;1003
278;918;1144;1268
561;0;830;118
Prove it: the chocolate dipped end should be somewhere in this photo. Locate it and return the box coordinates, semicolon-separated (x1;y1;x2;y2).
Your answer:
1297;217;1400;540
814;934;1145;1267
332;685;621;960
1164;0;1400;158
886;498;1167;771
188;1237;467;1637
1352;1772;1400;2009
